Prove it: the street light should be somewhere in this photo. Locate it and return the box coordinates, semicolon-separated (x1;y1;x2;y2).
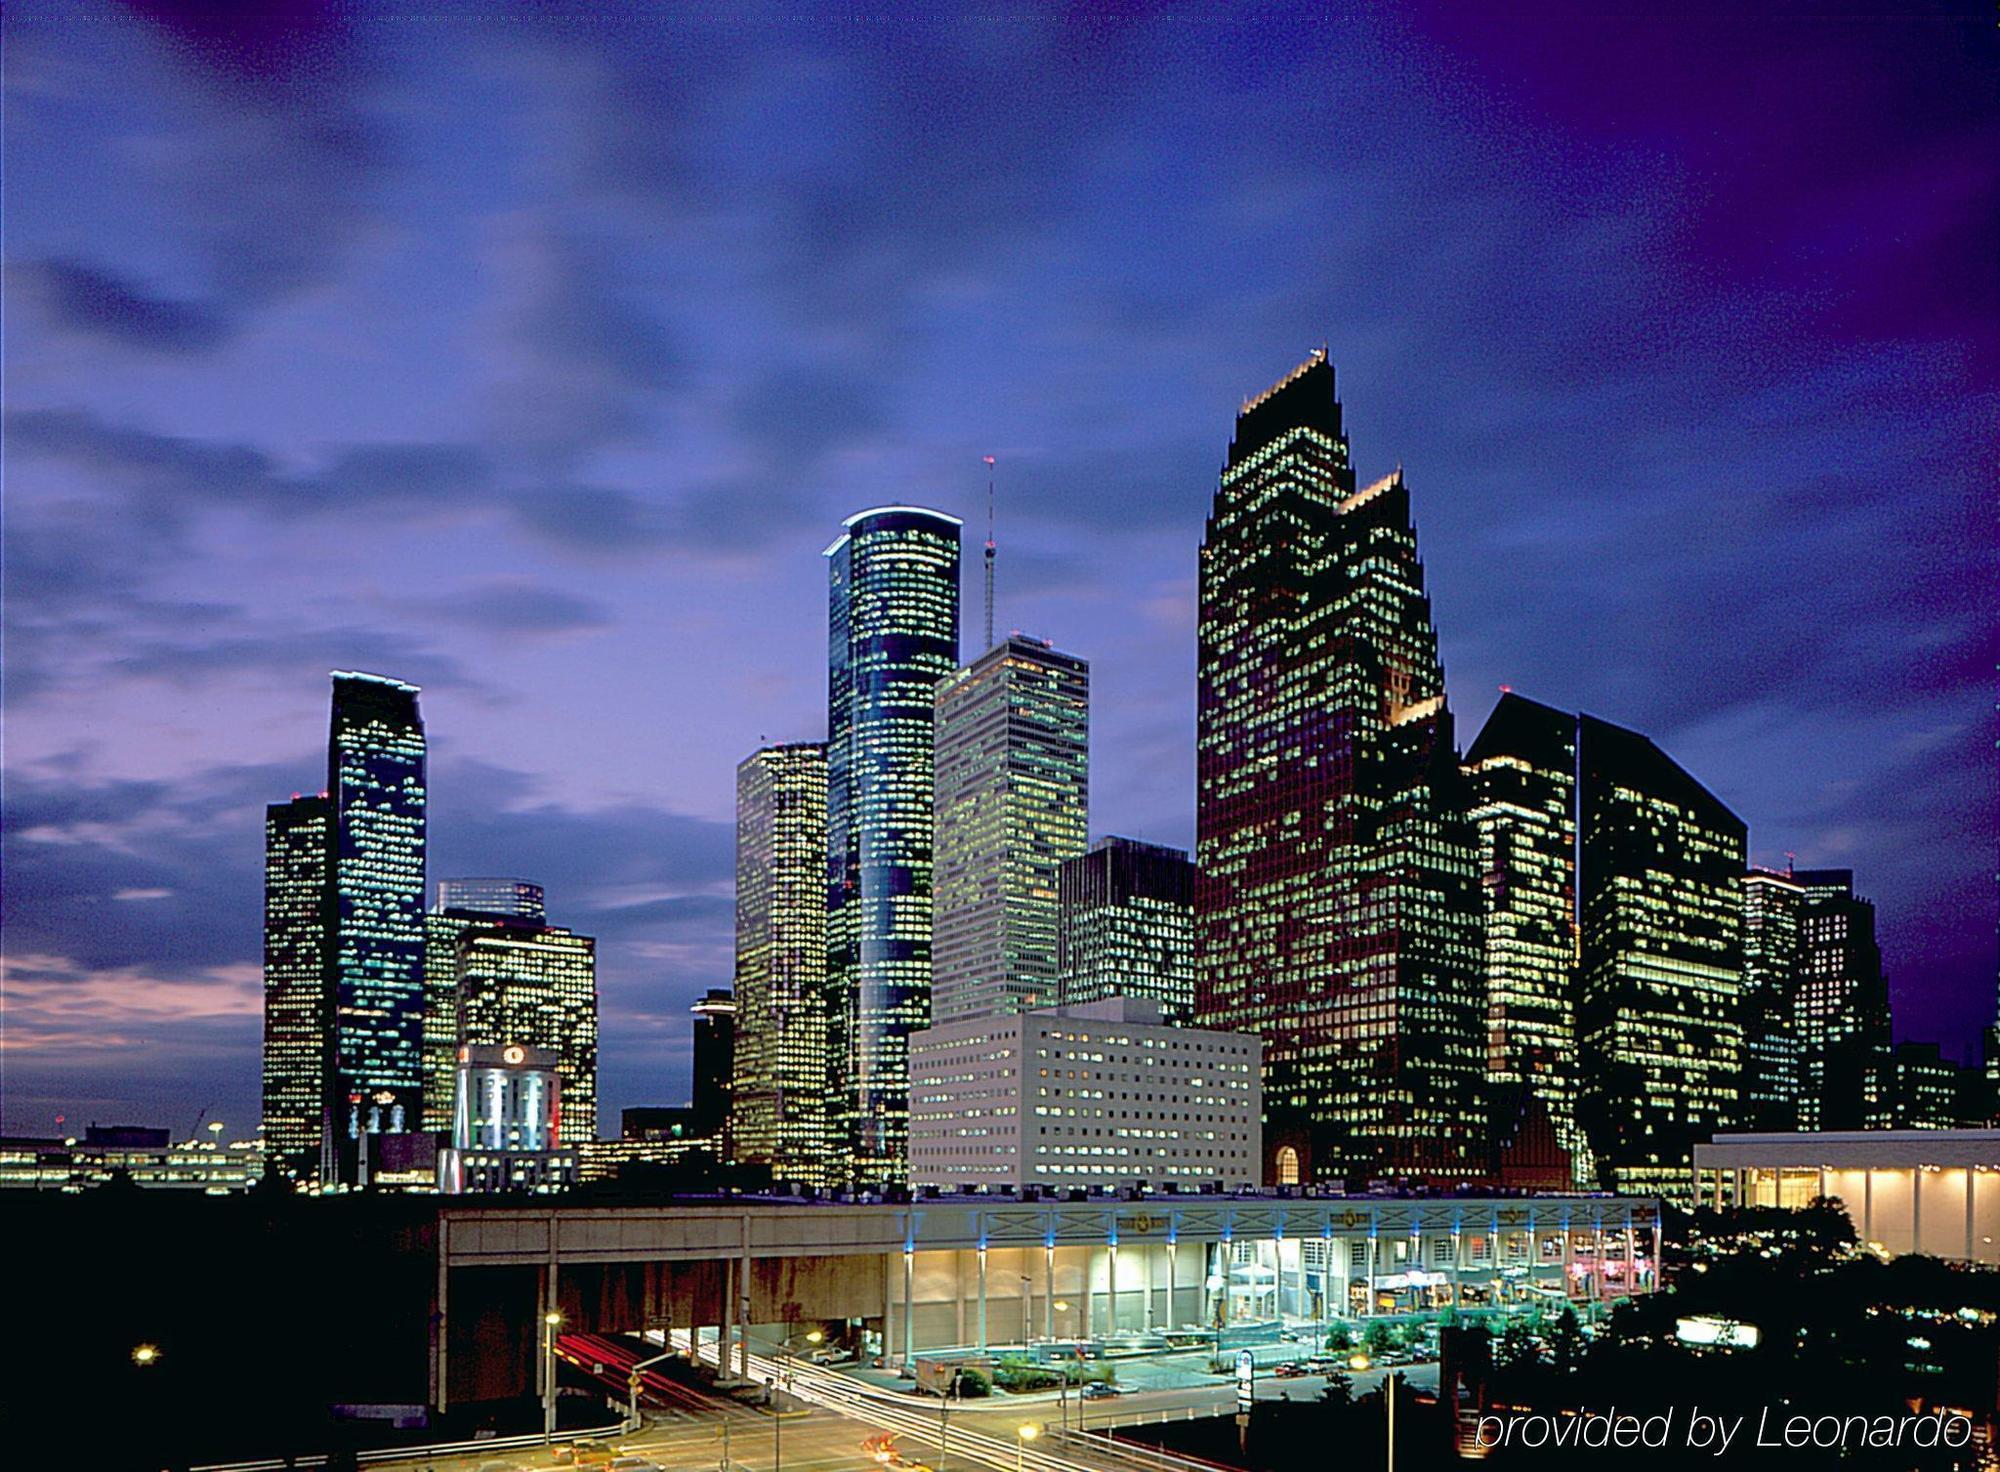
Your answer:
542;1311;563;1443
1016;1422;1040;1472
131;1344;160;1368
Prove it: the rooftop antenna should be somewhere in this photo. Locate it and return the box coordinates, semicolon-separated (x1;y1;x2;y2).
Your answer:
982;454;997;651
1785;850;1797;877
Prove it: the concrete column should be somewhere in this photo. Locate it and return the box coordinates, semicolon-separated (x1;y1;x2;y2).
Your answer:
1966;1170;1977;1263
1363;1234;1376;1317
1624;1224;1637;1299
1218;1242;1232;1327
1045;1242;1056;1341
1913;1168;1923;1256
1167;1241;1179;1330
977;1247;988;1354
1081;1247;1093;1339
1863;1169;1875;1244
435;1215;450;1413
1560;1223;1574;1302
721;1258;735;1380
1451;1230;1462;1311
954;1252;966;1347
1108;1243;1119;1337
739;1214;752;1380
1142;1244;1154;1332
902;1249;915;1369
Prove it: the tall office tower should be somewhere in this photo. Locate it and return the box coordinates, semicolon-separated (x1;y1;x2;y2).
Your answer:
932;636;1091;1023
436;877;545;919
732;743;830;1182
262;794;331;1181
825;506;961;1184
1794;869;1893;1130
1057;836;1196;1022
325;672;428;1183
422;878;550;1135
455;919;600;1143
689;988;736;1140
1575;715;1746;1196
1740;867;1807;1132
1193;351;1485;1186
1461;694;1591;1187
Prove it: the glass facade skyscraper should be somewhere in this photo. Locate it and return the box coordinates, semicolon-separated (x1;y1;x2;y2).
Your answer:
689;987;736;1140
422;877;550;1135
436;877;545;919
325;672;428;1184
1194;352;1484;1186
1057;836;1196;1023
825;506;961;1184
261;793;331;1181
732;742;830;1184
1794;869;1892;1130
1575;714;1746;1197
1741;867;1807;1131
1462;694;1591;1186
932;635;1090;1023
454;918;599;1145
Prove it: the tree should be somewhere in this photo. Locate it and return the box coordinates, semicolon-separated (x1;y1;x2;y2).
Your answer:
1325;1323;1353;1352
1496;1319;1541;1372
1319;1372;1354;1405
1363;1320;1395;1357
1547;1307;1585;1371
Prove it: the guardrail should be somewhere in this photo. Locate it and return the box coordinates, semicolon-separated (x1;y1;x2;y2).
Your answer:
190;1418;624;1472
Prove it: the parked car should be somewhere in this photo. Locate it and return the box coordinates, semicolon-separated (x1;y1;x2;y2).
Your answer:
1081;1382;1122;1399
1272;1362;1308;1378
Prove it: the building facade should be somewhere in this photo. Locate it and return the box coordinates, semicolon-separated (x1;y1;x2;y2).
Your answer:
825;506;962;1184
262;793;331;1180
731;743;830;1185
439;1043;576;1194
1575;715;1746;1197
454;918;599;1145
1461;694;1590;1186
1193;351;1484;1186
423;878;551;1135
909;997;1262;1190
1739;867;1807;1132
325;672;429;1185
932;635;1091;1024
1794;869;1893;1131
690;988;736;1141
1057;836;1196;1023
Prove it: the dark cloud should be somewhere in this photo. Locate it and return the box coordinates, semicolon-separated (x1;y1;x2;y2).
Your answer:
415;580;614;637
14;258;232;353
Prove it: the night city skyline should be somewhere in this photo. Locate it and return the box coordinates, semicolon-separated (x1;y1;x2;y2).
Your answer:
5;5;1996;1149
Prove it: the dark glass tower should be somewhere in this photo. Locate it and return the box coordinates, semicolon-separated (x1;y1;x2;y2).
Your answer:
325;671;428;1183
262;793;331;1181
1794;869;1892;1130
1057;836;1196;1023
932;635;1090;1023
1462;694;1591;1185
1575;715;1746;1196
1194;351;1484;1185
825;506;961;1184
690;988;736;1140
732;743;830;1184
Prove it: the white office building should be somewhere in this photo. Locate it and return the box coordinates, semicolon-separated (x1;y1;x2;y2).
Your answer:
908;997;1261;1190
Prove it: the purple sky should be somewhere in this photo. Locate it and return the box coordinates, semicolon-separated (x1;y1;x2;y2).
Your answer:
4;4;1995;1141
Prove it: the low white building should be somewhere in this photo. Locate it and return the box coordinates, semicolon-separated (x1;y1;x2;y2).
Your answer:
1693;1130;2000;1263
908;997;1261;1190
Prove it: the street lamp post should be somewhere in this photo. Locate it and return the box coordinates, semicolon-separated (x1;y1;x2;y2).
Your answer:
627;1347;675;1432
542;1311;563;1443
1016;1422;1039;1472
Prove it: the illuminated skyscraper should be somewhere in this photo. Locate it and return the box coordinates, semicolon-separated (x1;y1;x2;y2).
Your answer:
1794;869;1892;1130
262;793;331;1181
422;878;549;1135
1740;867;1807;1131
325;671;427;1184
454;919;599;1144
731;743;829;1184
690;987;736;1140
1194;351;1484;1185
1057;836;1196;1023
825;506;961;1184
932;635;1090;1023
1575;715;1746;1197
1462;694;1591;1186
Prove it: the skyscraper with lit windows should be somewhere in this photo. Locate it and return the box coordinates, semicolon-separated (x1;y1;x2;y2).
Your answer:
1741;866;1807;1131
454;917;599;1145
1193;351;1484;1186
932;635;1090;1023
262;793;331;1181
825;506;961;1183
1057;836;1196;1023
1794;869;1892;1130
732;742;830;1184
423;877;549;1135
1575;714;1746;1196
1462;694;1591;1186
325;671;428;1184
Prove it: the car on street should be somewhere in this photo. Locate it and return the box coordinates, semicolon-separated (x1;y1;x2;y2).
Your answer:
1081;1381;1121;1399
1272;1362;1309;1378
